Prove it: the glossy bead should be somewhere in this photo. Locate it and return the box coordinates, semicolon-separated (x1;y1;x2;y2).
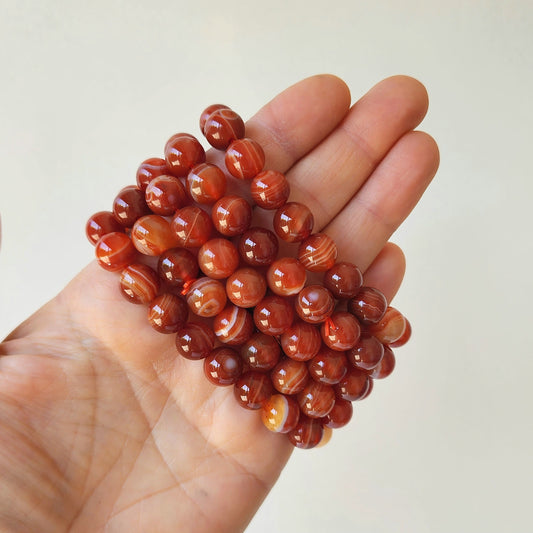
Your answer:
295;285;335;324
86;211;124;245
317;426;333;448
324;261;363;299
234;371;274;410
335;367;370;401
280;321;322;361
273;202;314;243
203;108;245;150
322;398;353;429
297;380;335;418
164;133;206;177
198;238;239;279
175;322;216;360
239;227;279;266
253;295;294;336
147;293;188;334
346;334;384;371
348;287;388;325
261;394;300;433
136;157;169;190
171;206;213;248
204;347;243;386
186;277;227;317
367;306;407;345
212;195;252;236
390;318;412;348
288;416;323;449
307;347;348;384
145;175;188;215
360;377;374;400
369;346;395;379
131;215;179;256
186;163;226;204
112;186;150;227
271;358;309;395
298;233;337;272
241;333;281;371
213;305;254;345
95;232;136;271
199;103;229;132
226;268;267;308
250;170;290;210
266;257;306;296
225;138;265;179
157;248;199;288
321;311;361;351
119;263;160;304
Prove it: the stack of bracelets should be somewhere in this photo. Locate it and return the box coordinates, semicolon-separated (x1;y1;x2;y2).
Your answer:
86;104;412;449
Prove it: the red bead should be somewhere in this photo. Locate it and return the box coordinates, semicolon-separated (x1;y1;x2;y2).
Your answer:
280;321;322;361
360;377;374;399
369;346;395;379
226;268;267;308
266;257;307;296
198;238;239;279
212;196;252;236
86;211;124;245
317;426;333;448
335;367;370;401
346;334;384;371
261;394;300;433
234;371;274;410
297;380;335;418
203;108;245;150
295;285;335;324
273;202;314;243
95;232;136;271
157;248;199;288
147;293;188;333
324;262;363;299
112;186;150;227
298;233;337;272
131;215;179;256
175;322;216;360
186;277;227;317
348;287;388;325
253;295;294;336
239;227;279;266
241;333;281;371
250;170;290;210
164;133;206;177
390;318;412;348
136;157;168;191
119;263;160;304
288;416;323;449
225;138;265;179
186;163;226;204
204;347;243;386
145;175;188;215
171;206;213;248
213;305;254;345
307;347;348;384
199;103;229;133
366;306;407;345
321;311;361;351
322;398;353;429
271;358;309;395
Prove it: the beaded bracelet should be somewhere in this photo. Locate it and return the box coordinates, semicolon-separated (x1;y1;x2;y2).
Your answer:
86;104;411;449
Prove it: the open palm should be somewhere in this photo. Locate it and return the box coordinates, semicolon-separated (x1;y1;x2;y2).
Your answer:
0;75;438;533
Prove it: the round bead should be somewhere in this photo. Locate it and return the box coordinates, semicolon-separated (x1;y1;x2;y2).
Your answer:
321;311;361;351
348;287;388;325
204;108;245;150
261;394;300;434
297;233;337;272
234;371;274;410
186;277;227;317
204;347;243;386
295;285;335;324
361;377;374;399
226;268;267;308
335;367;370;401
369;346;396;379
307;347;348;384
198;238;239;279
136;157;168;191
322;398;353;429
390;318;412;348
145;175;188;215
199;103;229;132
266;257;306;296
164;133;206;177
147;293;188;334
324;262;363;299
253;295;294;336
119;263;160;304
186;163;226;204
112;186;150;227
366;306;407;345
131;215;179;256
288;416;323;449
175;322;216;360
212;196;252;236
280;321;322;361
241;333;281;371
213;305;254;345
346;334;384;371
273;202;314;243
157;248;199;288
225;138;265;179
317;426;333;448
250;170;290;210
171;206;213;248
297;380;336;418
95;232;136;271
86;211;124;245
239;227;279;266
271;358;309;395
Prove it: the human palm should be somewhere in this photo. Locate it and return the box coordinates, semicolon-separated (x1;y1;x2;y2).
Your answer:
0;75;438;532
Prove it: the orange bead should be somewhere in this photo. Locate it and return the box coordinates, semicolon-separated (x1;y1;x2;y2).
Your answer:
147;293;188;334
186;277;227;317
198;238;239;279
250;170;290;210
186;163;226;204
86;211;124;245
234;371;274;410
280;321;322;361
239;227;279;266
131;215;179;256
253;295;294;336
348;287;388;325
298;233;337;272
213;305;254;345
203;108;245;150
295;285;335;324
390;318;412;348
335;367;370;401
175;322;216;360
271;358;309;395
136;157;168;190
288;416;323;449
204;347;243;386
164;133;206;177
267;257;307;296
199;104;230;132
367;307;407;345
273;202;314;243
226;268;267;308
113;185;150;227
241;333;281;371
261;394;300;433
307;346;348;384
95;232;136;271
171;206;213;248
225;138;265;179
297;380;336;418
145;175;188;215
321;312;361;351
212;196;252;236
369;346;395;379
119;263;160;304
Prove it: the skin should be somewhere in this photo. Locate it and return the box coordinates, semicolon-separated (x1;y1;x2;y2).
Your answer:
0;74;439;532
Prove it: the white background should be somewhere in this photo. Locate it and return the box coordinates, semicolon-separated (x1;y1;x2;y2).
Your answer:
1;1;532;532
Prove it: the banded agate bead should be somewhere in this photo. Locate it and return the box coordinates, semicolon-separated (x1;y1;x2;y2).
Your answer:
199;104;229;132
266;257;306;296
321;311;361;351
297;380;336;418
295;285;335;324
175;322;216;360
131;215;179;256
322;398;353;429
335;367;370;401
225;138;265;179
239;227;279;266
241;333;281;371
203;108;245;150
346;334;384;371
213;305;254;345
86;211;124;245
186;163;226;204
307;347;348;384
288;416;323;449
136;157;168;190
280;321;322;361
317;426;333;448
367;307;407;345
348;287;388;325
212;196;252;236
147;293;188;333
119;263;160;304
157;248;199;288
324;261;363;299
204;347;243;386
261;394;300;434
297;233;337;272
113;186;150;227
186;277;227;317
250;170;290;210
95;232;136;271
273;202;314;243
164;133;206;177
145;175;188;215
198;238;239;279
234;371;274;410
226;268;267;308
271;358;309;395
172;206;213;248
369;346;395;379
390;318;412;348
253;295;294;336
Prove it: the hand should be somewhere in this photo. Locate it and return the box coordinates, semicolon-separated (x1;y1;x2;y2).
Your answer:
0;75;438;533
